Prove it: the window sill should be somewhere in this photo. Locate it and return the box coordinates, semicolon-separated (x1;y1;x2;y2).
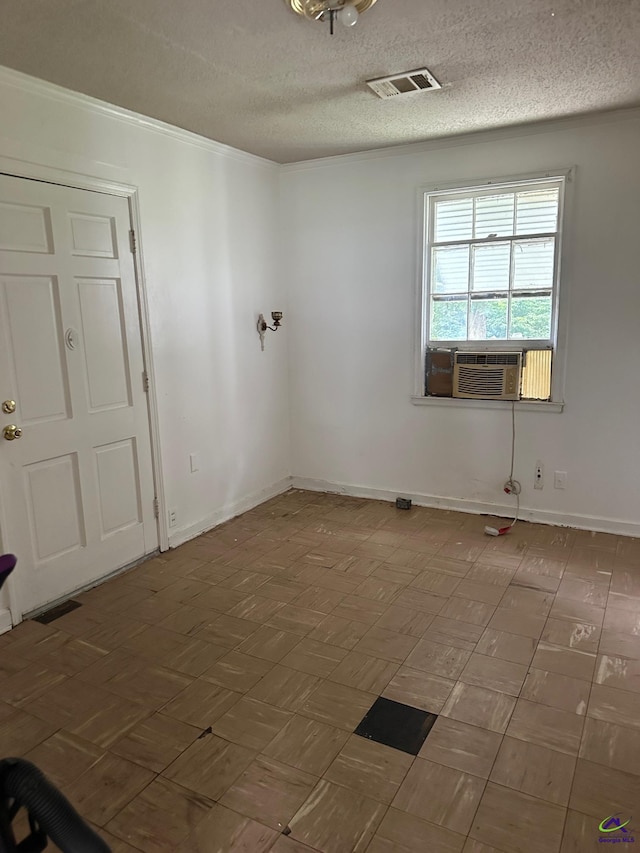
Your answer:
410;396;564;413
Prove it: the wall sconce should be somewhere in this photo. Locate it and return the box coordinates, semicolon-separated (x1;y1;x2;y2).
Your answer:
257;312;283;351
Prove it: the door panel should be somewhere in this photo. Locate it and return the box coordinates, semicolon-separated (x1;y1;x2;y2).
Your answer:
94;438;141;537
68;213;117;258
78;278;131;411
0;174;157;617
25;453;86;562
0;201;53;254
1;274;70;423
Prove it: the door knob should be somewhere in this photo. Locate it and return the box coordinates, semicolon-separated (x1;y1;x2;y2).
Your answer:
2;400;16;414
3;425;22;441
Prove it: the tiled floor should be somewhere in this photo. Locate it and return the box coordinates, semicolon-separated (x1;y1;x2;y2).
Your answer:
1;489;640;853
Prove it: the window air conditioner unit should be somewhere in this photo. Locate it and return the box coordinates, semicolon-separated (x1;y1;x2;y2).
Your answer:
453;352;522;401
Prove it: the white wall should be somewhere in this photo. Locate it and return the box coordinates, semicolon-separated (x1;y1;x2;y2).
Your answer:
0;68;291;622
282;113;640;535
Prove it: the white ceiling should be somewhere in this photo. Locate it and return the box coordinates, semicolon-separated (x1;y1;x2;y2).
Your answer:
0;0;639;163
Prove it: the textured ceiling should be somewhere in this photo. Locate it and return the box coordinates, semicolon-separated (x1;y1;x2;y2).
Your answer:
0;0;639;163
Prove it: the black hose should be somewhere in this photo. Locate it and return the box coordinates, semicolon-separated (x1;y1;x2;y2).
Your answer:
0;759;111;853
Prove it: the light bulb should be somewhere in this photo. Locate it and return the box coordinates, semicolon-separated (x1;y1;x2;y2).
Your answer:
339;3;359;26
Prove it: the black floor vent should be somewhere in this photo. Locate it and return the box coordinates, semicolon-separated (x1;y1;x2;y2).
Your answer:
33;599;82;625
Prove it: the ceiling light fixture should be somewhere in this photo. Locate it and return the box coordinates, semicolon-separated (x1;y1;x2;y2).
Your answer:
286;0;378;34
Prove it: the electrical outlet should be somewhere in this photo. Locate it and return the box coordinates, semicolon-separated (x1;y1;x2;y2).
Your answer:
189;452;200;473
554;471;567;490
168;509;178;527
504;479;522;495
534;461;544;490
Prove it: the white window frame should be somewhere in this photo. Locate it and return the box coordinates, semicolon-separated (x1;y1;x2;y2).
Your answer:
413;168;574;408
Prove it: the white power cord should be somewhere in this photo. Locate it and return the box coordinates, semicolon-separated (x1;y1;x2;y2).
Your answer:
485;401;521;536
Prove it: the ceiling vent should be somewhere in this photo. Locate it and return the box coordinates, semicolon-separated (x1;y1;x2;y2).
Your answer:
366;67;441;99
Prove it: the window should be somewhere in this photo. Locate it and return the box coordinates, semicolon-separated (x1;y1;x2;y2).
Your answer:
420;173;567;402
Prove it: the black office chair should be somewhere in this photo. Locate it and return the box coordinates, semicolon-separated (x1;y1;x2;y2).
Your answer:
0;554;110;853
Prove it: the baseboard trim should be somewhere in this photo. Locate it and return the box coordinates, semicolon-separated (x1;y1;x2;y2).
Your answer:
168;476;294;548
0;608;12;635
291;476;640;538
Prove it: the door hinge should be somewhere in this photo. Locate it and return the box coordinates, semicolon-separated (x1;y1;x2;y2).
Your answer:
142;371;150;392
153;497;159;519
129;229;137;254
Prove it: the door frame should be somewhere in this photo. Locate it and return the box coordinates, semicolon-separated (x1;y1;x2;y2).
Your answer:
0;159;169;626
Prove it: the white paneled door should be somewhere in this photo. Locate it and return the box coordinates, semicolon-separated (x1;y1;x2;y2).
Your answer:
0;174;157;617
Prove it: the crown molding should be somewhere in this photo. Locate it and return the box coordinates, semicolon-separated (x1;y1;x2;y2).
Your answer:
281;105;640;172
0;65;278;169
2;64;638;175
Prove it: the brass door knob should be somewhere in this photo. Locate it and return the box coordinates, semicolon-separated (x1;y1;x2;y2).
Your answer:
2;400;16;414
3;425;22;441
